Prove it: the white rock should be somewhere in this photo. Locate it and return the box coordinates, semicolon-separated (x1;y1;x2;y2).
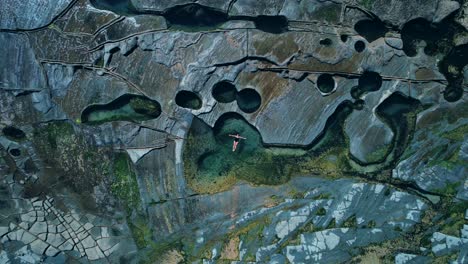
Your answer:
86;247;105;260
462;225;468;239
46;233;64;248
29;222;47;235
0;226;8;237
14;245;41;264
434;0;460;23
395;253;417;264
30;239;49;255
20;231;36;244
45;246;59;257
82;235;96;248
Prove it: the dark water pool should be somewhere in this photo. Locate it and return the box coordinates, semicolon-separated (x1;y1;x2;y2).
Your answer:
81;94;161;124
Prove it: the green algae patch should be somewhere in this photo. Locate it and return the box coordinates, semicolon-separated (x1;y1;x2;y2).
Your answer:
342;215;358;228
316;207;327;216
31;121;111;197
184;104;355;193
225;216;272;261
359;0;375;9
252;33;298;62
313;4;341;23
184;114;294;193
111;153;140;212
140;239;184;264
441;124;468;141
364;144;391;164
128;215;152;249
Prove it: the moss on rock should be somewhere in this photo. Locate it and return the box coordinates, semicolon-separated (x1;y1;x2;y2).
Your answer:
111;153;140;212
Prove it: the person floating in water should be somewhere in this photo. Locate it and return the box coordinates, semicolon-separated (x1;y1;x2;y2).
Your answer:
228;133;246;152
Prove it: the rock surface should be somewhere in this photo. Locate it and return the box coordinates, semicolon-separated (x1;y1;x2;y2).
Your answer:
0;0;467;263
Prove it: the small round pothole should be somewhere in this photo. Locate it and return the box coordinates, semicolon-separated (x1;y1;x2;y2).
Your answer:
212;81;237;103
236;88;261;113
2;126;26;140
175;90;202;110
358;71;383;92
443;86;463;102
9;148;21;157
316;74;335;94
355;40;366;52
319;38;332;46
340;34;349;42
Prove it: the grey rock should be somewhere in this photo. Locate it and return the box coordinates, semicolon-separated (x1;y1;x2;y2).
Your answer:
82;235;96;248
345;90;395;163
30;239;49;255
85;247;105;260
433;0;460;23
14;245;41;264
20;231;36;244
0;0;73;30
96;237;119;251
366;0;443;26
393;96;468;194
45;64;75;98
457;1;468;30
431;232;467;256
285;228;391;263
462;225;468;239
45;246;59;257
0;33;47;93
29;221;48;235
395;253;429;264
46;233;64;248
0;226;8;237
0;250;9;263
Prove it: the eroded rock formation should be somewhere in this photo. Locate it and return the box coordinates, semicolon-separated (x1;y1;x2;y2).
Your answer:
0;0;467;263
